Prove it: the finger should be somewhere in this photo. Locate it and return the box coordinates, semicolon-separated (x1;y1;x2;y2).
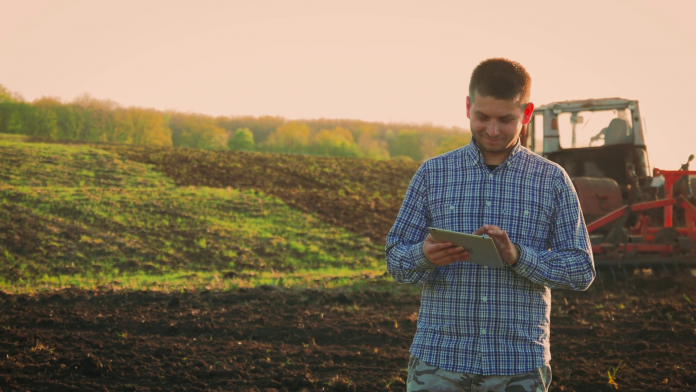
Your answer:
492;230;510;242
434;246;469;260
437;241;454;249
433;250;470;266
429;246;465;261
425;241;453;252
484;224;501;234
472;226;488;235
423;235;451;250
486;227;505;238
489;230;512;250
428;245;461;259
501;230;510;242
423;242;453;262
425;242;454;255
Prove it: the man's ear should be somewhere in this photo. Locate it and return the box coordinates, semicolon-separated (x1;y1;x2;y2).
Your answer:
522;102;535;125
466;96;472;119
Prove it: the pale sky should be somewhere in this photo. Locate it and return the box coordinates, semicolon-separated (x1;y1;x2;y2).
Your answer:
1;0;695;170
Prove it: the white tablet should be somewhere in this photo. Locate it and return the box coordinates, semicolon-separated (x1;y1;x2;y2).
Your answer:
428;227;506;268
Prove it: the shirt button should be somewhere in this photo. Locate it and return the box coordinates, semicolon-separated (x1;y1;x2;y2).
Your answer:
484;266;488;270
488;173;493;178
450;205;455;210
481;329;486;335
485;201;491;207
482;296;487;302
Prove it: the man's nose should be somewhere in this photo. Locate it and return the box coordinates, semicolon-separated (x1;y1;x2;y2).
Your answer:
486;121;499;136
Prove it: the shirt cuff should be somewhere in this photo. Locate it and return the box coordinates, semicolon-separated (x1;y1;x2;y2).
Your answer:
511;244;538;279
410;243;439;271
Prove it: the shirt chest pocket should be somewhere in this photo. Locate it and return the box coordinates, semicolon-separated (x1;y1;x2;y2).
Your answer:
501;203;552;244
430;202;480;234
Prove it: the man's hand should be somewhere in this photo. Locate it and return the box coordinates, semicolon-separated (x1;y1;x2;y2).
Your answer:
422;234;469;266
473;225;520;266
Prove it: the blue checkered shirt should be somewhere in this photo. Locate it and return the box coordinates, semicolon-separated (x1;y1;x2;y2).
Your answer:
386;139;595;375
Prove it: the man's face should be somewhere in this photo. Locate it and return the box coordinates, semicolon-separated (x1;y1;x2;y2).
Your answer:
466;94;533;156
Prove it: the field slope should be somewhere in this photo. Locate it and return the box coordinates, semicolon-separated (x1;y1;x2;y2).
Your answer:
26;135;420;243
0;134;387;293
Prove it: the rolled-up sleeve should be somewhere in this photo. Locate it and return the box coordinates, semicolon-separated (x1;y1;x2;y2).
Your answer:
512;170;596;291
385;164;438;286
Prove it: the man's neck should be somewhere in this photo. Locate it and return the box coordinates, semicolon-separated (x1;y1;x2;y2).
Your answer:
481;149;513;165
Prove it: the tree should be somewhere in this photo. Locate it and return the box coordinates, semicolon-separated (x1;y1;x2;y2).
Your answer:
54;104;84;139
31;97;63;138
390;129;423;161
169;113;227;149
435;133;472;155
420;132;439;160
115;107;172;146
364;138;391;160
216;115;284;145
31;106;59;138
352;123;377;143
33;97;86;139
309;126;361;157
0;85;13;103
228;128;255;151
0;102;30;134
72;94;119;142
262;122;310;153
0;84;24;103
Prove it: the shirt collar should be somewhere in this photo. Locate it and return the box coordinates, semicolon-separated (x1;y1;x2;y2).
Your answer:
464;137;523;168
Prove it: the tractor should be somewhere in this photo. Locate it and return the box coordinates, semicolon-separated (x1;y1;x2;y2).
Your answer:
523;98;696;280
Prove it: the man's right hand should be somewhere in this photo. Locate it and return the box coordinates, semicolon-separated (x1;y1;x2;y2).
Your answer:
422;234;469;266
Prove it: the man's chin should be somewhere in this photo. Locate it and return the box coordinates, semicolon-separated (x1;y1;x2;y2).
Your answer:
480;142;509;153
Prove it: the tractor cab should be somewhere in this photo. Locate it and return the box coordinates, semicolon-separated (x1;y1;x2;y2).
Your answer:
525;98;651;202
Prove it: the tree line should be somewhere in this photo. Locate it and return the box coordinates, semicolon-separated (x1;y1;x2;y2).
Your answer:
0;84;471;162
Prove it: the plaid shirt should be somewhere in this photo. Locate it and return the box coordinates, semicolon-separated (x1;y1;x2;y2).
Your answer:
386;139;595;375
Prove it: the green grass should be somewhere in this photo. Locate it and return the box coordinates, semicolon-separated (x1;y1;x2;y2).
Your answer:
0;135;389;294
0;267;396;294
0;134;172;188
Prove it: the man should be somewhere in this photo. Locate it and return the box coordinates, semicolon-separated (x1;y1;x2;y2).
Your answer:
386;58;595;392
589;117;633;146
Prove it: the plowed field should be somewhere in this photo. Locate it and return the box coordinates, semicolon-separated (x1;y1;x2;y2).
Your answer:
2;277;696;391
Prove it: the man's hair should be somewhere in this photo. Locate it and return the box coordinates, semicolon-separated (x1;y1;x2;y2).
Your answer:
468;58;531;104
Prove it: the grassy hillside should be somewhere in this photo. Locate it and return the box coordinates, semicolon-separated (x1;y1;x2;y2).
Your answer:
27;135;421;244
0;135;388;293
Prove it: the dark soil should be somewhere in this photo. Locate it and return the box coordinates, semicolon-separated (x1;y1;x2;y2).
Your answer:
1;276;696;392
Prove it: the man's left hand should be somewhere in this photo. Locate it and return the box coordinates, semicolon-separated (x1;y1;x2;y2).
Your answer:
473;225;520;266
